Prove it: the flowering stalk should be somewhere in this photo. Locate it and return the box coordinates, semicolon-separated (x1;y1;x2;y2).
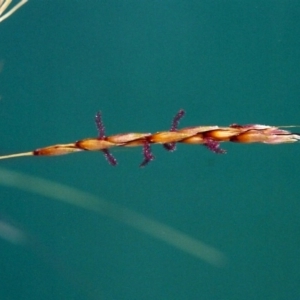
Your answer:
0;110;299;167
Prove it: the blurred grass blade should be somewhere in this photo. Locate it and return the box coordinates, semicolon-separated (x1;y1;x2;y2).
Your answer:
0;167;226;266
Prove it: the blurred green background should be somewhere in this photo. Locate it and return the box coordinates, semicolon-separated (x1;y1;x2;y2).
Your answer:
0;1;300;299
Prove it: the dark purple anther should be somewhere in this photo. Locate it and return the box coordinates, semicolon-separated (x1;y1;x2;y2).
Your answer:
95;111;118;166
140;140;155;167
203;138;226;154
163;109;185;151
163;143;176;151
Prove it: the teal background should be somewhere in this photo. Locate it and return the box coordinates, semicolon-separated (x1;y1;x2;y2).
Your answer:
1;1;300;299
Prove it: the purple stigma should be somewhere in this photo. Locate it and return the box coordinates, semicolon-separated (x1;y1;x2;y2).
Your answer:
102;149;118;166
95;111;118;166
170;109;185;132
140;140;155;167
95;111;106;139
203;138;226;154
163;109;185;152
